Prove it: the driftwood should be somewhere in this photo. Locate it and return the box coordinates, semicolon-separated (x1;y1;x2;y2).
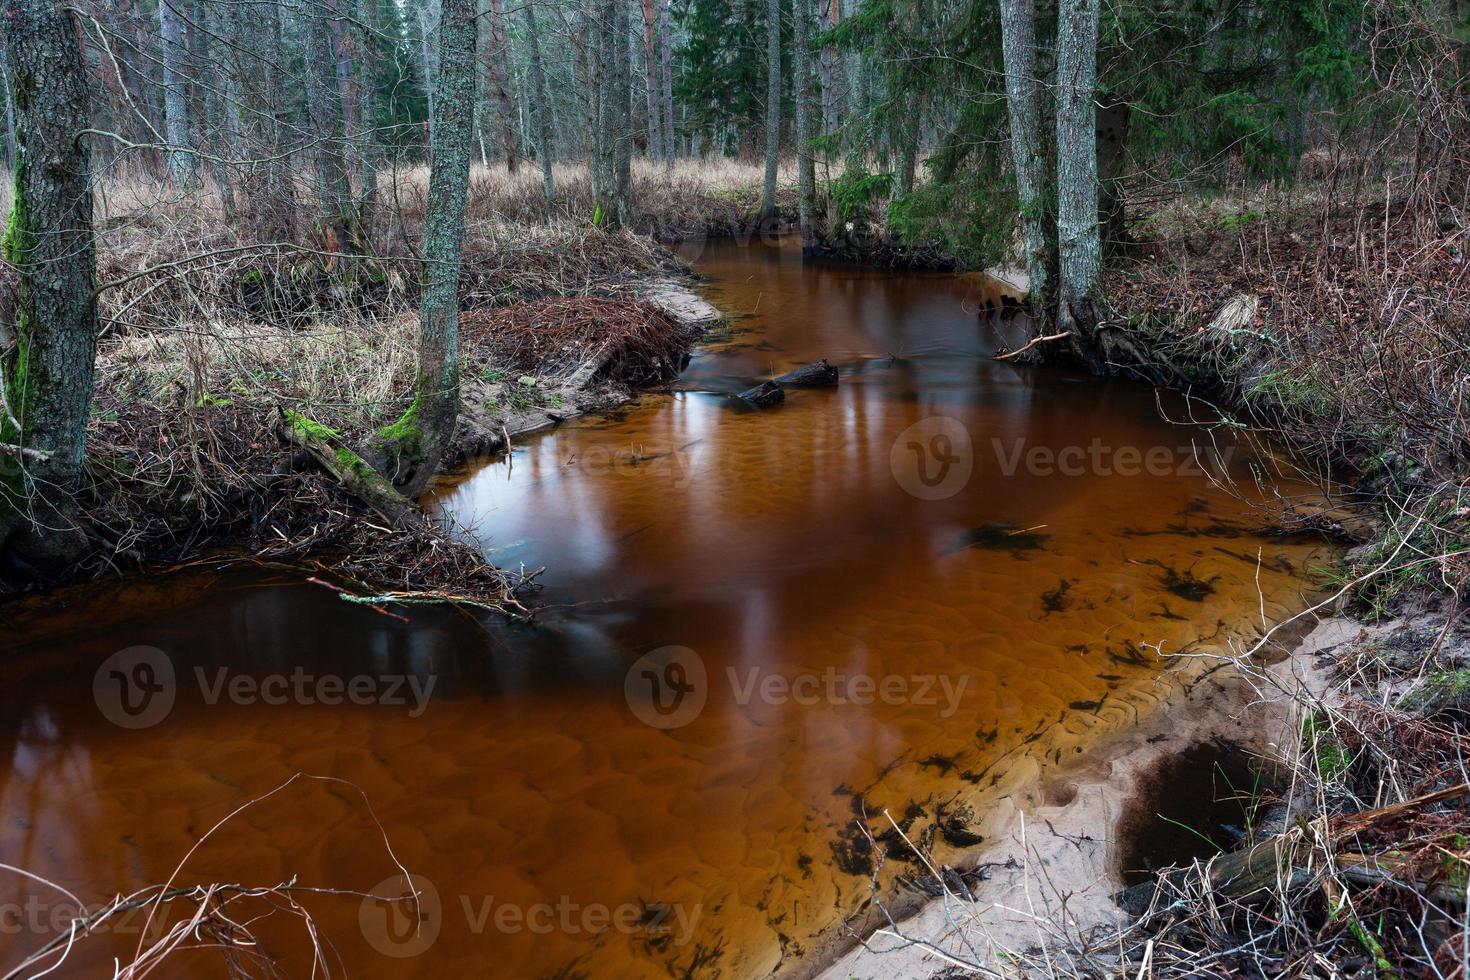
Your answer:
772;358;839;388
737;380;785;407
993;331;1071;361
736;360;837;407
277;409;414;526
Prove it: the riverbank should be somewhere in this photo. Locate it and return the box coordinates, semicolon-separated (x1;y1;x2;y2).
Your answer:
0;162;756;599
806;187;1468;979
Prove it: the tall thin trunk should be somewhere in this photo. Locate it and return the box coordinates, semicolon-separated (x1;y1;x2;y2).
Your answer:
158;0;194;184
817;0;836;140
0;0;101;568
376;0;476;495
593;0;621;226
485;0;519;172
761;0;780;217
614;0;633;223
574;3;596;162
793;0;816;250
1054;0;1101;361
639;0;661;161
998;0;1050;309
195;0;237;217
659;0;674;163
356;0;381;224
523;0;557;198
328;0;363;184
896;100;920;196
304;0;355;248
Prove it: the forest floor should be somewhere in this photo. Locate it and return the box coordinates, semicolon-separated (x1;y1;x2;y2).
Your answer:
0;161;775;601
818;187;1470;979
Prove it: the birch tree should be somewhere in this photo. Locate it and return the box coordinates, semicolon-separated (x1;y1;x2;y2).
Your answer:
998;0;1049;305
1054;0;1100;361
0;0;100;570
375;0;477;494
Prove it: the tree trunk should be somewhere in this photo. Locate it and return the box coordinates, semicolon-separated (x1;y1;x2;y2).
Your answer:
761;0;780;218
639;0;662;162
0;0;100;570
523;0;557;199
195;0;238;219
998;0;1050;310
485;0;519;172
356;0;381;227
158;0;195;185
793;0;816;251
303;0;356;250
1054;0;1102;367
1097;96;1131;254
374;0;477;496
817;0;836;139
614;0;633;224
658;0;674;163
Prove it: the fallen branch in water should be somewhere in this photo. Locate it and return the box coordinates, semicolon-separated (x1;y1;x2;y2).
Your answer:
993;331;1071;361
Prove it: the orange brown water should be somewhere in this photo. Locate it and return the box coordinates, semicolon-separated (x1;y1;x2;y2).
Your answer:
2;239;1323;978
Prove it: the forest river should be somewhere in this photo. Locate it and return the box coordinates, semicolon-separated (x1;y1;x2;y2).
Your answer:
2;239;1324;978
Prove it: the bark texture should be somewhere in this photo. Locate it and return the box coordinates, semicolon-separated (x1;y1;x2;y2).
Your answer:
485;0;519;172
1055;0;1102;366
0;0;100;568
998;0;1050;308
375;0;477;496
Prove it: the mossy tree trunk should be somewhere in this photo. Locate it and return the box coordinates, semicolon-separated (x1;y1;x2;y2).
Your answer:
0;0;100;572
374;0;476;497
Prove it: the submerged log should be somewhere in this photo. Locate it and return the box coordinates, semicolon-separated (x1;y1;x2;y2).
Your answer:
737;380;785;407
772;358;839;388
278;409;415;526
